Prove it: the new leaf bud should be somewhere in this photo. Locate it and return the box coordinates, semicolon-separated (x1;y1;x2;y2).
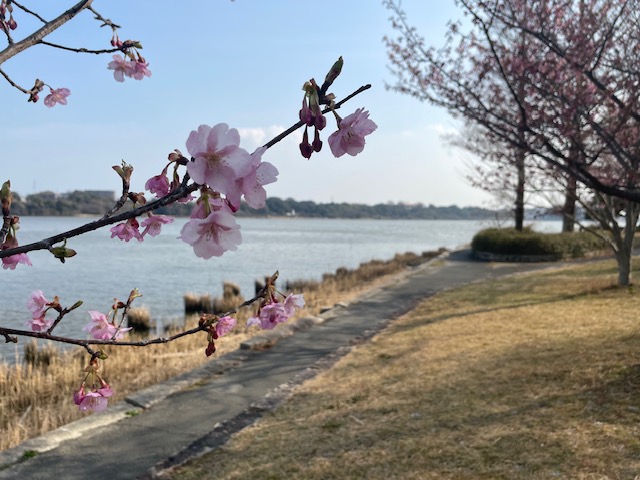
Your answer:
1;180;12;210
323;56;343;89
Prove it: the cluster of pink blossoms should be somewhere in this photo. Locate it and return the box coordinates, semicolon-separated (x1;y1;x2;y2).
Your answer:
177;125;278;258
74;383;113;413
74;357;114;412
24;290;133;412
247;293;305;330
83;310;131;340
107;53;152;82
26;290;55;332
110;214;174;242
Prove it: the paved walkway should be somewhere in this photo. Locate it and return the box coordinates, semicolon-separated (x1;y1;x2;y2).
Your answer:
0;250;563;479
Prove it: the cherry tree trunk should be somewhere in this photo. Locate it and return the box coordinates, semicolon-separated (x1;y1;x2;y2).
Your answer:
562;175;577;233
614;202;639;287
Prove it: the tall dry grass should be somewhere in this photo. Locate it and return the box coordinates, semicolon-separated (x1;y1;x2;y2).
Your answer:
0;250;440;451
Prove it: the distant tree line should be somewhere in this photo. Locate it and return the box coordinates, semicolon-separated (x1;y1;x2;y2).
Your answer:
11;190;117;216
11;190;499;220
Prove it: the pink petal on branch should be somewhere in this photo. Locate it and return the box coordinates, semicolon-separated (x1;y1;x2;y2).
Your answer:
83;310;131;340
248;302;288;330
145;173;170;198
77;386;113;412
179;199;242;259
27;290;49;317
225;147;279;210
140;214;174;237
107;54;134;82
283;293;305;317
43;88;70;108
110;218;144;242
1;235;32;269
215;315;237;337
26;315;53;332
130;60;152;80
328;108;377;157
185;123;253;195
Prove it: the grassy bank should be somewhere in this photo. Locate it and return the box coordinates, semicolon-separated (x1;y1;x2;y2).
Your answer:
0;251;439;451
166;258;640;480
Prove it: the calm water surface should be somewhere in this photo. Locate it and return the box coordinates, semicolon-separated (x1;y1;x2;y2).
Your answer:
1;216;561;362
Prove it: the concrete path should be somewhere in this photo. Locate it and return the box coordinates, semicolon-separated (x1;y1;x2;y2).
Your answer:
0;250;562;479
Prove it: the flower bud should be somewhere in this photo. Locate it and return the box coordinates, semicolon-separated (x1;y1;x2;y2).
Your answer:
322;56;343;90
299;128;313;159
312;129;323;153
50;245;77;263
1;180;11;211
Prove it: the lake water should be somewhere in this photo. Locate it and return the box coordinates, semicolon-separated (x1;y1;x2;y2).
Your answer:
1;216;562;362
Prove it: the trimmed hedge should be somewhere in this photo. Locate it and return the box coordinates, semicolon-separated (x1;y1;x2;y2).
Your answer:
471;227;609;261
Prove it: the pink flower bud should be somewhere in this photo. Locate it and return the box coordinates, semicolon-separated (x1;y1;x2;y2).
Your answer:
299;128;313;159
312;129;323;153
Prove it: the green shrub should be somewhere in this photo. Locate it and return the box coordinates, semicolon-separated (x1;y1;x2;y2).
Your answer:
471;227;609;260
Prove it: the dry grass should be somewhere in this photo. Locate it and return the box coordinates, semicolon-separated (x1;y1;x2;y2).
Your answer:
0;250;438;451
166;258;640;480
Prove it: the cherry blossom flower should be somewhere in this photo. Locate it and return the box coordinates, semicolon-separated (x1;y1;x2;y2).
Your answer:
247;302;289;330
328;108;377;157
26;315;53;332
299;128;313;159
110;218;144;242
185;123;253;195
73;385;86;406
27;290;49;318
179;197;242;259
107;54;134;82
44;88;70;107
299;98;314;125
225;147;279;210
1;236;31;270
83;311;131;340
130;60;152;80
140;214;174;237
1;252;31;270
248;292;305;330
283;293;305;316
75;385;114;412
145;173;170;198
215;315;237;337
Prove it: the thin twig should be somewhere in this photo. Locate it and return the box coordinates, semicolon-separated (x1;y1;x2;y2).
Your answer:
0;66;28;93
38;40;119;55
11;1;48;24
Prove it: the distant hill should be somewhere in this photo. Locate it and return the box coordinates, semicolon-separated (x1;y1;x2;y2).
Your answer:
10;190;499;220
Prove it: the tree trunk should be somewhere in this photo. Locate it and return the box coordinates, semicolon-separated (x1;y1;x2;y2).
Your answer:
561;174;577;232
614;201;639;287
514;148;525;232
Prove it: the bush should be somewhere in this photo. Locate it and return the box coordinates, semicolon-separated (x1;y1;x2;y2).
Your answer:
471;227;609;260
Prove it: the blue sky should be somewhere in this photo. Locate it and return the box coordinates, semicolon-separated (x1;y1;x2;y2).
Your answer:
1;1;493;207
